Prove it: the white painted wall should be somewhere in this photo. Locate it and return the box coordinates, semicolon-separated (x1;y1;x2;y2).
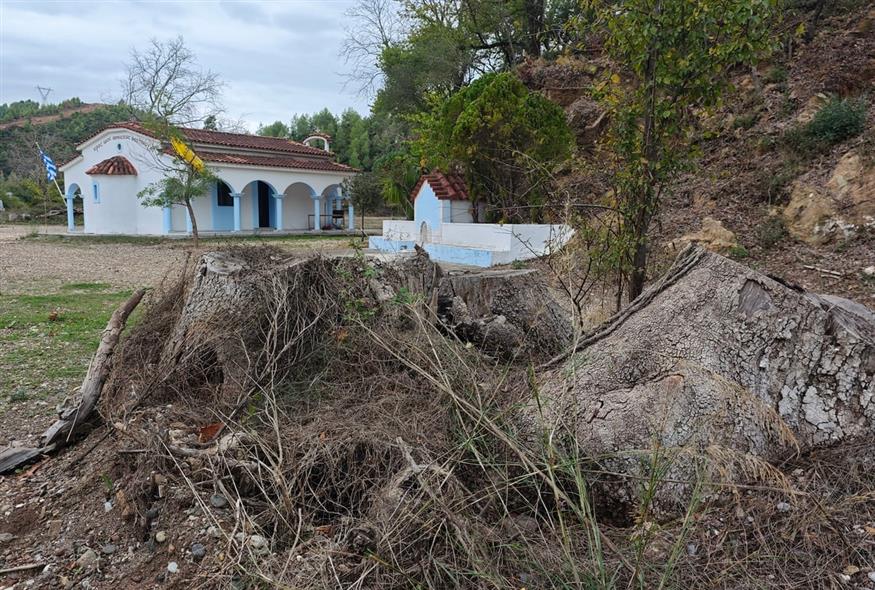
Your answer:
283;183;315;230
377;219;572;265
61;126;355;235
449;200;473;223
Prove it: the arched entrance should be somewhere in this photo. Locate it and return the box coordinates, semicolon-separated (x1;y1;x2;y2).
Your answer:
419;221;431;244
65;183;82;232
242;180;279;230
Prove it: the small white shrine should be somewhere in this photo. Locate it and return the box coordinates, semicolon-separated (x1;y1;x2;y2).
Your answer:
369;172;572;267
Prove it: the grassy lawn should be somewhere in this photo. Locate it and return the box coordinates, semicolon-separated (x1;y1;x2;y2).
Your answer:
0;283;133;414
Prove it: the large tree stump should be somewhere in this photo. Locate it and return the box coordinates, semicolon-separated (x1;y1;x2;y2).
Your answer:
438;268;572;359
523;246;875;517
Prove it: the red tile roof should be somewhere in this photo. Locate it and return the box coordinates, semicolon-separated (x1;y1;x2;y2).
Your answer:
194;151;355;173
79;121;331;157
85;155;137;176
67;121;358;174
411;172;469;201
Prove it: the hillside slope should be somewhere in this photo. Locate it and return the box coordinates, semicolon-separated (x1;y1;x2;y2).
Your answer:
522;4;875;304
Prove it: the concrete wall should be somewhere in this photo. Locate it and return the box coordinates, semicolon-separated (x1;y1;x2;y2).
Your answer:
373;219;573;267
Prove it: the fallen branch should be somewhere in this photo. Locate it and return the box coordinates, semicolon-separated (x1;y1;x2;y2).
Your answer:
0;289;145;474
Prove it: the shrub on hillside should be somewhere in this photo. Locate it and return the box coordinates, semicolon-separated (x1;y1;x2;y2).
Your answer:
783;97;867;157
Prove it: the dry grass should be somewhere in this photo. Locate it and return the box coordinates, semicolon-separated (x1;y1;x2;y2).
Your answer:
89;247;875;589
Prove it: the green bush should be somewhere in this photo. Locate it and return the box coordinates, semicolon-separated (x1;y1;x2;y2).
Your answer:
806;97;867;144
783;97;867;157
728;244;750;259
763;65;788;84
733;112;759;130
756;216;788;249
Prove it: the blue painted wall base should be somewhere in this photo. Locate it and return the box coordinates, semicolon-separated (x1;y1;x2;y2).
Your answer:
368;237;497;267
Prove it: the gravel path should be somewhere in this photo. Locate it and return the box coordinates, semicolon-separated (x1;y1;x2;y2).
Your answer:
1;238;187;295
0;226;355;294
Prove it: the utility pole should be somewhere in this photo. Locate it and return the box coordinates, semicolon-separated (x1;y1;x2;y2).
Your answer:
36;86;53;105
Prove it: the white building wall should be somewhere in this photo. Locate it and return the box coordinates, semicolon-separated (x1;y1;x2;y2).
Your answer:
449;200;473;223
61;126;355;235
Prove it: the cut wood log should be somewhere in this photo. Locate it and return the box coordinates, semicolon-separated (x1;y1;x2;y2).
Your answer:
0;289;145;474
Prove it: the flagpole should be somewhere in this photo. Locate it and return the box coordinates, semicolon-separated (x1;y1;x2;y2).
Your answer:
36;142;64;236
35;142;64;198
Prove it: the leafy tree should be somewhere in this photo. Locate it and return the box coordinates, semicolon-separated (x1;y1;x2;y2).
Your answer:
413;72;572;222
257;120;291;138
374;23;474;115
583;0;780;300
374;150;420;218
121;38;226;243
310;109;339;139
343;0;581;108
335;109;363;164
202;115;218;130
342;171;384;225
137;122;217;248
348;117;372;169
289;114;313;141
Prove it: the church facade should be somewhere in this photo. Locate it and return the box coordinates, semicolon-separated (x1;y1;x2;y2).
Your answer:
59;122;357;235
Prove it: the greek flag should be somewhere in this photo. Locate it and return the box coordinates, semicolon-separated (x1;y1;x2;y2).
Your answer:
39;149;58;181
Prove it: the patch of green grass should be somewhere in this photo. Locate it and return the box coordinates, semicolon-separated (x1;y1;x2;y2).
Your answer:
0;287;134;406
763;65;788;84
755;217;788;249
728;244;750;260
59;282;113;292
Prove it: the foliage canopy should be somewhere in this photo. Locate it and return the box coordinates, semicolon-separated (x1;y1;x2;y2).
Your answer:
413;72;573;222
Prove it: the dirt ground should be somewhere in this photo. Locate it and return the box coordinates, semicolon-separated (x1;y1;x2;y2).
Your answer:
0;226;364;295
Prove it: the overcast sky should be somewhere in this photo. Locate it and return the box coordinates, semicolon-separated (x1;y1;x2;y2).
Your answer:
0;0;372;131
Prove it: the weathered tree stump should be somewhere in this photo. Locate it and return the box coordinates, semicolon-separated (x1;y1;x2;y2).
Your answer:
438;268;572;359
523;246;875;517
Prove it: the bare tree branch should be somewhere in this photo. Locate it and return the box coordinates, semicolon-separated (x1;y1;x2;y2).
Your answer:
121;36;225;126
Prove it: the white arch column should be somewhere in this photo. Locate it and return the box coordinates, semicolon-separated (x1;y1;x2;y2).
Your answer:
232;192;242;232
312;194;322;232
273;190;284;231
65;195;75;232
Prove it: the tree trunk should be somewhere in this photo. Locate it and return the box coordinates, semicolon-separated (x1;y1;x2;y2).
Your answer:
185;197;199;247
524;246;875;518
438;267;572;360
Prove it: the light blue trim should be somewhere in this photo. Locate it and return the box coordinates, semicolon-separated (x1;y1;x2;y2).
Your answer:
232;193;241;232
368;237;415;252
66;197;75;232
251;183;259;229
211;181;234;231
162;206;172;234
369;238;495;267
424;243;494;267
273;191;283;231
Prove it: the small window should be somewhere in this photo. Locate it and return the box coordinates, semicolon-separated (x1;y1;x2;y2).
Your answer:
216;182;233;207
92;182;100;204
116;143;122;151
